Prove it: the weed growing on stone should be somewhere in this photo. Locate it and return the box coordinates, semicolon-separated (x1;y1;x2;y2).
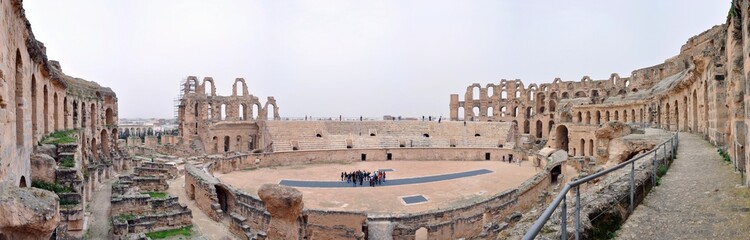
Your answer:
717;148;731;162
145;226;192;239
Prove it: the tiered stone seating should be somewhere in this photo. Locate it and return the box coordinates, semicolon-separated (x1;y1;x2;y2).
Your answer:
263;121;514;152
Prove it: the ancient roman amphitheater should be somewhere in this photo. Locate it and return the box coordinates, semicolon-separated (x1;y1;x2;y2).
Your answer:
2;0;750;240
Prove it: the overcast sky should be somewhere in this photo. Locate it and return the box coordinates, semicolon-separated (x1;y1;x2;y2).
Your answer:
24;1;728;119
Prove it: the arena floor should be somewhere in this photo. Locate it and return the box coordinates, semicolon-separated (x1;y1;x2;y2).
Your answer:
215;161;539;214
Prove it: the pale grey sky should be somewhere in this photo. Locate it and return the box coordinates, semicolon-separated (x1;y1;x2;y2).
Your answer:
24;1;728;119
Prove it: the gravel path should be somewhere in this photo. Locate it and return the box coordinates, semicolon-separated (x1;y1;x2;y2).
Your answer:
88;178;114;239
616;132;750;239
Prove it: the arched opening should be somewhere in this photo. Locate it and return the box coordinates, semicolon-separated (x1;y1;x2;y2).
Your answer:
501;90;508;99
623;109;628;122
224;136;230;152
15;49;24;146
63;97;69;129
31;76;37;136
526;107;533;118
551;165;561;184
605;111;610;122
91;137;98;160
523;120;530;134
585;111;591;124
193;103;200;121
53;93;59;131
580;139;585;156
513;107;518;117
589;139;594;156
500;106;506;117
101;130;110;157
487;106;494;117
213;136;218;153
515;90;521;98
555;125;569;153
73;101;79;127
236;135;242;151
458;106;464;121
415;227;428;240
692;90;698;131
106;108;114;125
682;96;688;130
207;103;213;120
19;176;26;188
614;111;619;121
239;104;246;120
576;112;582;123
549;101;556;112
487;86;494;97
473;106;480;120
215;185;234;213
43;85;49;133
561;92;569;99
188;184;196;200
90;103;96;131
674;100;679;131
665;103;670;130
595;111;601;125
536;120;543;138
624;79;630;87
220;104;227;120
473;87;480;100
529;90;535;101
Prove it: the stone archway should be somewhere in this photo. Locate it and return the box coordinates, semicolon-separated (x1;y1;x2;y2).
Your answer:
555;125;569;154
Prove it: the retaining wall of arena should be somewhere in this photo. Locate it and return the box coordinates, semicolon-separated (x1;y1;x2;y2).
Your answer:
184;148;552;239
210;147;522;174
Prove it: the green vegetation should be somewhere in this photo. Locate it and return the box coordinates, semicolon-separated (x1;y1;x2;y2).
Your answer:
145;226;192;239
591;214;622;240
718;148;731;162
116;213;136;221
657;164;668;177
32;180;72;193
59;155;75;168
41;129;77;145
655;175;662;186
59;199;79;206
142;192;168;199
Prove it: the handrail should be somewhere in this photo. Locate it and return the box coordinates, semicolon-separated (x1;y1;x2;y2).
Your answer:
523;131;678;240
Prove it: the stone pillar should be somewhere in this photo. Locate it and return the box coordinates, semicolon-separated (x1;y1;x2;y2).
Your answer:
258;184;304;240
449;94;459;121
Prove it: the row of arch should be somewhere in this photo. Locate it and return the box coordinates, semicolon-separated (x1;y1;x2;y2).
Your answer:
184;76;252;97
569;108;647;125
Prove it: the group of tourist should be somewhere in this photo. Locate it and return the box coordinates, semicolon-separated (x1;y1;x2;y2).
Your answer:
341;170;387;187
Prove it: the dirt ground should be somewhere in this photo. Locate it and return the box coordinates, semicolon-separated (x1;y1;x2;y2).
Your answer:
216;160;538;213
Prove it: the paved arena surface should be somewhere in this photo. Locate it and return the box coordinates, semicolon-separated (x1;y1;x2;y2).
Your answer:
279;169;493;188
216;161;539;213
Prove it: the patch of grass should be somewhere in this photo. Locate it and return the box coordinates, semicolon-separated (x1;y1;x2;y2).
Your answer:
32;180;72;194
116;213;136;221
657;164;668;177
59;199;79;206
656;176;662;186
59;155;75;168
145;226;192;239
41;129;77;145
142;192;168;199
718;148;731;162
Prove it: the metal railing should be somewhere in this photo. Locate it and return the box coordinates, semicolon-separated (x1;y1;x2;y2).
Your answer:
524;131;679;240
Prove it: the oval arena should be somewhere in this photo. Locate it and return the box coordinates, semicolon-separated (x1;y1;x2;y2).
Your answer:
183;120;558;239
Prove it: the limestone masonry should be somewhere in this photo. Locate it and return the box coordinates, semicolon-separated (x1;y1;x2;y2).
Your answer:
4;0;750;239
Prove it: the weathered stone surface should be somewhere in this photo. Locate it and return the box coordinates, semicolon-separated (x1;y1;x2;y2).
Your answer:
30;153;56;183
595;121;632;140
257;184;303;240
0;186;60;240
